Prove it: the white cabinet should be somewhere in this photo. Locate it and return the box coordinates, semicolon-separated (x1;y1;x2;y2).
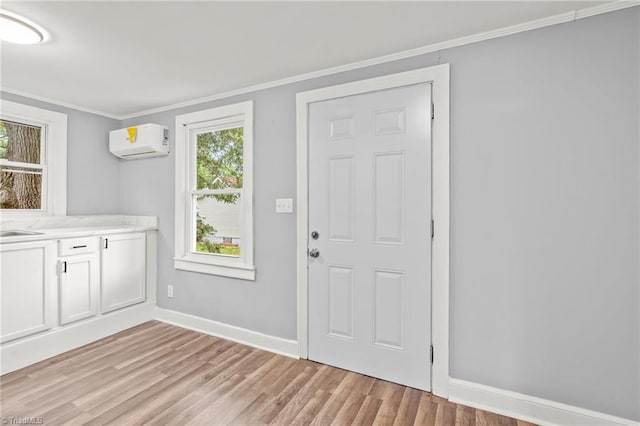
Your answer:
0;240;54;343
59;240;99;325
101;233;146;313
0;221;157;376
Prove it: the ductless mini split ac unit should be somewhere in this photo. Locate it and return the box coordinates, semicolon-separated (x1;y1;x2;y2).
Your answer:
109;123;169;159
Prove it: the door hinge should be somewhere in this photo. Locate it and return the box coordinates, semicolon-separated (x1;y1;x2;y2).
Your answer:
431;219;434;239
431;102;434;120
430;344;434;364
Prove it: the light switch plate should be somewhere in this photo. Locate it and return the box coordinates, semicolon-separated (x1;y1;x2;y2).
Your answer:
275;198;294;213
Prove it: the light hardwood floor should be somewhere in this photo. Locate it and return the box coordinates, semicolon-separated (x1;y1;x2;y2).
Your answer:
0;321;534;425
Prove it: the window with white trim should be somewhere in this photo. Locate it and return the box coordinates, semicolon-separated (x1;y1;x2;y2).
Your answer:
174;101;255;280
0;100;67;216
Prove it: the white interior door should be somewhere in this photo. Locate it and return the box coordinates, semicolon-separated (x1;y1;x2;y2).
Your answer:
308;83;432;390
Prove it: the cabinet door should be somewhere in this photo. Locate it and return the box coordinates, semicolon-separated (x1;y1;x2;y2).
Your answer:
0;240;54;343
59;254;99;325
101;233;146;313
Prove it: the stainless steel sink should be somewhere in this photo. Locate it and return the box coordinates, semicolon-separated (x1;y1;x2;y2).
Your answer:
0;230;43;237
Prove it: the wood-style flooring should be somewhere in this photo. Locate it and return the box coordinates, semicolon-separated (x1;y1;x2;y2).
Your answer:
0;321;534;425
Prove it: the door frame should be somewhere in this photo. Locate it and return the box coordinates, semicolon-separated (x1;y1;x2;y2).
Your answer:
295;64;450;398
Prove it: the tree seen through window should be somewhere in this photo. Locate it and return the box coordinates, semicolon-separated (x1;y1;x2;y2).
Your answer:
195;127;243;255
0;120;43;210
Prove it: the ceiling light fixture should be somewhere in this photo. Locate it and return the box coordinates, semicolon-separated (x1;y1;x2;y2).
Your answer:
0;10;47;44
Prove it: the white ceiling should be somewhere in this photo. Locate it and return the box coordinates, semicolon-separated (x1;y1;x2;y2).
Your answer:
1;1;612;118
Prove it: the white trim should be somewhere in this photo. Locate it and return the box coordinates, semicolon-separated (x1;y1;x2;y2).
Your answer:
117;1;635;120
174;258;256;280
295;64;450;398
0;86;120;120
0;159;45;170
575;1;640;19
0;99;67;217
155;307;299;359
2;2;635;120
449;378;639;426
174;101;255;280
145;230;158;302
0;301;155;374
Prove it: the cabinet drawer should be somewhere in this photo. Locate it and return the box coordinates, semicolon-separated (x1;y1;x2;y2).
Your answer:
58;237;98;256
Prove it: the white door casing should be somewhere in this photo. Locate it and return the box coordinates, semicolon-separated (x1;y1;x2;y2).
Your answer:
296;64;450;397
308;84;432;390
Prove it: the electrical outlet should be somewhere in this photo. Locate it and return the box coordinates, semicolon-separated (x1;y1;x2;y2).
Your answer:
167;285;174;298
275;198;294;213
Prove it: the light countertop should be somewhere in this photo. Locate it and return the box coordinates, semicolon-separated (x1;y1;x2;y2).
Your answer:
0;215;158;244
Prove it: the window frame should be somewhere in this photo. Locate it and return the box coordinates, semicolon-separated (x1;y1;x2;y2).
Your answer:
0;100;67;217
174;101;255;280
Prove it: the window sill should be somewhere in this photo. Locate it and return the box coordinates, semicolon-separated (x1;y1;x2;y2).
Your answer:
174;256;256;281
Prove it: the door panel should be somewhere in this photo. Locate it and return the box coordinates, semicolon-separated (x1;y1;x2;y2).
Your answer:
373;269;405;350
374;152;405;244
327;265;354;340
308;83;432;390
328;156;355;242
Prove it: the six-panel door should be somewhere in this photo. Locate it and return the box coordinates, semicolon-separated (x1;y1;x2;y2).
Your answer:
308;83;433;390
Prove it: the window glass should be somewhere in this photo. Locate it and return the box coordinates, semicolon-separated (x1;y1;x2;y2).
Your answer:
0;119;43;210
195;194;241;256
196;127;243;190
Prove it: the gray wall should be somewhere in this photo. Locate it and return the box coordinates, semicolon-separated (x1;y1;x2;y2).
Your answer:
119;8;639;420
4;6;638;421
444;9;639;421
0;92;121;215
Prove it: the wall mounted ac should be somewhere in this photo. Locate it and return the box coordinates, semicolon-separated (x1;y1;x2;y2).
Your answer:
109;123;169;159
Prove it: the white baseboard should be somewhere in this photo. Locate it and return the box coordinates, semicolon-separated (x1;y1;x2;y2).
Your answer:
1;301;155;375
449;378;639;426
8;304;635;426
155;307;299;359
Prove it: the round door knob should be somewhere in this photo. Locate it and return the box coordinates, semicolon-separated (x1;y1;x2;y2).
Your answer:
309;248;320;258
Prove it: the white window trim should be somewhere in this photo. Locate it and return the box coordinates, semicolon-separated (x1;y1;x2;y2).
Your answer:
174;101;255;280
0;100;67;217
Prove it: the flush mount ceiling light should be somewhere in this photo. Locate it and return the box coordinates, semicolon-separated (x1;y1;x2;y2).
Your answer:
0;10;48;44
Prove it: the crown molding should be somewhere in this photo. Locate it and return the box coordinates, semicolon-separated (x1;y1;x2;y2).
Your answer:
576;0;639;19
0;86;120;120
2;2;638;121
114;1;640;120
